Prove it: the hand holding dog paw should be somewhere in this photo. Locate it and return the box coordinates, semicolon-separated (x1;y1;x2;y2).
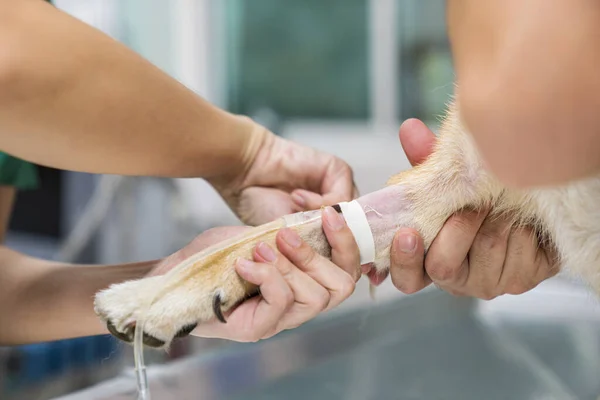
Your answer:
190;207;360;341
149;206;360;342
389;119;559;299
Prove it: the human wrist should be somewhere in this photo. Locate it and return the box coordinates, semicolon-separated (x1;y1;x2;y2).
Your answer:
207;115;274;201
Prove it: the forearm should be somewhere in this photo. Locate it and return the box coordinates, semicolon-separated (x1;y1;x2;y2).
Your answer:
448;0;600;188
0;247;156;345
0;0;265;182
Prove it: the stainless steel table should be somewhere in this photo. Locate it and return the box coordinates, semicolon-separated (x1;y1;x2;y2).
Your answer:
55;279;600;400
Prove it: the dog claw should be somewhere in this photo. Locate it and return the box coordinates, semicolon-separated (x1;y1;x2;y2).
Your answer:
106;320;134;343
175;323;198;338
142;332;166;348
212;292;227;323
106;320;166;347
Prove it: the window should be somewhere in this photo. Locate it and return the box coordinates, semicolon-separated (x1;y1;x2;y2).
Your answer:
221;0;454;127
224;0;370;121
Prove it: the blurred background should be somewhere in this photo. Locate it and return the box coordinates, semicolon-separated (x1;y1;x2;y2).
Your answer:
2;1;599;399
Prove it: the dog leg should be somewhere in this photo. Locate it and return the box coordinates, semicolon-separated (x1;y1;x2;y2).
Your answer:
94;104;510;348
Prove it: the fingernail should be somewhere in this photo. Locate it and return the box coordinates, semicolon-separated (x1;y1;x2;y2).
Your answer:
291;192;306;207
236;258;255;272
256;242;277;262
324;206;345;231
397;233;417;253
281;228;302;248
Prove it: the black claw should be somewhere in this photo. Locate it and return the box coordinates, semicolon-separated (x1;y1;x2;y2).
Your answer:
106;320;134;343
175;323;198;338
106;321;165;348
142;333;166;348
213;292;227;323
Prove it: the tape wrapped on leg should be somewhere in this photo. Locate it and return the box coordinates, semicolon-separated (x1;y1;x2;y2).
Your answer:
338;200;376;265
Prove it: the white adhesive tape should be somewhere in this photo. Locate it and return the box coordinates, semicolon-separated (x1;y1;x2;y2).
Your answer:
338;200;375;265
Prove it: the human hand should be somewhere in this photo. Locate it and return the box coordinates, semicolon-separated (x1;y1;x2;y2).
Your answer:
150;206;360;342
210;121;357;226
389;119;559;299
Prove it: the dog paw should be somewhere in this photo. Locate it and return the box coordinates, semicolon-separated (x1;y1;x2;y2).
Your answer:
93;217;325;348
94;262;257;348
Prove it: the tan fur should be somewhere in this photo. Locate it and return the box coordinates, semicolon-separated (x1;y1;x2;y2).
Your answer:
94;100;600;348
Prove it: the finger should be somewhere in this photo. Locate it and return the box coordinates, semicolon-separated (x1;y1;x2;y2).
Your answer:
498;226;557;296
238;187;296;224
462;214;511;300
292;186;355;211
276;228;356;312
291;184;360;212
533;233;561;281
498;226;538;295
192;258;293;342
390;228;431;294
254;240;332;331
425;208;489;286
236;258;295;338
399;118;437;166
321;186;356;208
535;245;560;282
291;189;326;211
443;284;469;298
321;158;355;204
321;206;361;281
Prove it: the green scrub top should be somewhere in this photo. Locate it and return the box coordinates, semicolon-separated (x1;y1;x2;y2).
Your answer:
0;153;39;190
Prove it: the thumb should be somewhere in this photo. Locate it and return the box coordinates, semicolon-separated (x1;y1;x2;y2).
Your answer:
389;228;431;294
399;119;437;167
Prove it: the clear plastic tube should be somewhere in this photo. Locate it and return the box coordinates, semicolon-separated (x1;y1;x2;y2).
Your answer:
134;321;150;400
282;209;322;227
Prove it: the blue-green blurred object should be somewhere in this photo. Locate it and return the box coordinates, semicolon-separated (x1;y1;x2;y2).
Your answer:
225;0;369;120
0;152;39;190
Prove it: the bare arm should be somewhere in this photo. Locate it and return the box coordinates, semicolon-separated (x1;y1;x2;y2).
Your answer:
0;248;155;344
0;0;264;183
448;0;600;188
0;187;155;344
